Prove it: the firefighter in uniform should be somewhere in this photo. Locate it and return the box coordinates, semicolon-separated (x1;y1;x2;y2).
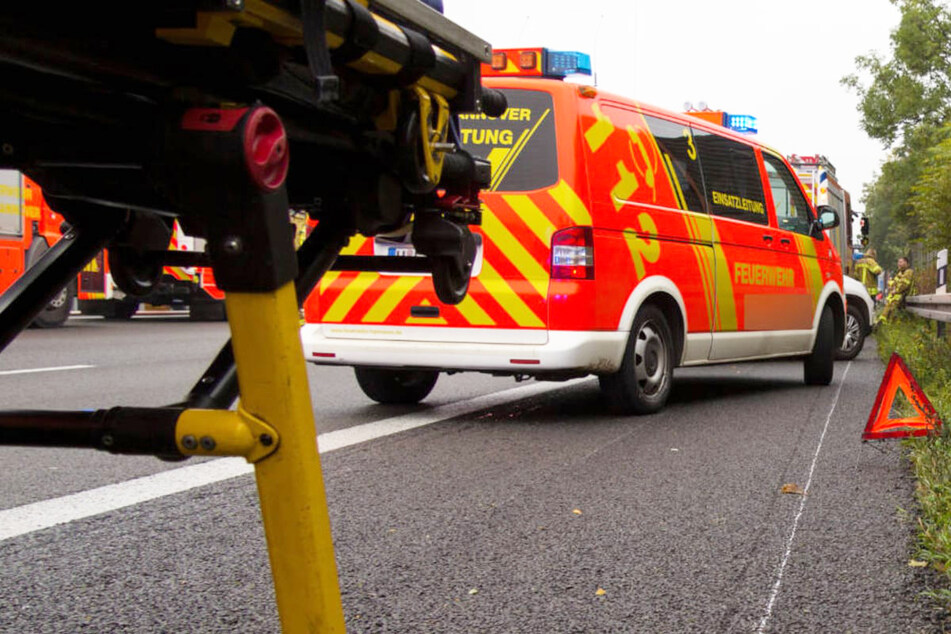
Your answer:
854;248;882;300
878;256;915;325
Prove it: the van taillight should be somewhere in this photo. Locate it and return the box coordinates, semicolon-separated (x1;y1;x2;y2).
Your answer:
551;227;594;280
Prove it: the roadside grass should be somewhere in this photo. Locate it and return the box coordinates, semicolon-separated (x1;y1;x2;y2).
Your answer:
875;313;951;607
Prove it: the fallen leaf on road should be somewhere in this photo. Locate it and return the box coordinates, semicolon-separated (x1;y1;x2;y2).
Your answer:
468;588;479;595
595;588;606;596
908;560;929;568
572;509;583;516
781;483;805;495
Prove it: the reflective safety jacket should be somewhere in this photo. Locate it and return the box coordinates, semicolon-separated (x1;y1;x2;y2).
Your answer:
854;256;882;296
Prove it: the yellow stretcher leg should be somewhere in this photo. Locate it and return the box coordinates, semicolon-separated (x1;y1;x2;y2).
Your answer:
226;282;345;633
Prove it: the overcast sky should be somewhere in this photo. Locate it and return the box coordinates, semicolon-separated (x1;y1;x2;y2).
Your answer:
444;0;901;212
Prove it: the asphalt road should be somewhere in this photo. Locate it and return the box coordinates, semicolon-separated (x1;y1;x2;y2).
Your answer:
0;315;942;633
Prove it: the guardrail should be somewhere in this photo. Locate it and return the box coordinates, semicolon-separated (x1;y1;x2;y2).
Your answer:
906;294;951;334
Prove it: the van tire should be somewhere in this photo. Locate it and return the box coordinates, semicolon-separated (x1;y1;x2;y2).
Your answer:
354;367;439;404
804;305;835;385
32;280;75;328
26;239;75;328
599;305;673;414
835;303;865;361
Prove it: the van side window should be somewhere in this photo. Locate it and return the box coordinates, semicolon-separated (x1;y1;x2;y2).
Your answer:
642;116;706;213
458;89;558;192
693;132;768;225
762;153;815;236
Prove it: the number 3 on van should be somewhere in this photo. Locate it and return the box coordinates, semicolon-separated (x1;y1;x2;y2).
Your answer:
300;47;844;413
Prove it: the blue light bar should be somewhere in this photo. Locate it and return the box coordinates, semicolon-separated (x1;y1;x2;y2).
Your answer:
727;114;758;134
545;50;592;78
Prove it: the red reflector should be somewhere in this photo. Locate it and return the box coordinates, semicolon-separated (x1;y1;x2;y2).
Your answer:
243;106;289;192
491;51;507;70
519;51;538;70
312;352;336;358
551;227;594;280
510;359;541;365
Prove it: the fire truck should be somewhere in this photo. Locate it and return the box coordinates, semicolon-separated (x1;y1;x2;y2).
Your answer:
0;169;73;327
787;155;851;273
77;221;226;320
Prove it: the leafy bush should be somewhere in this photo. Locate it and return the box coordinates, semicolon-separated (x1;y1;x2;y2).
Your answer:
877;314;951;604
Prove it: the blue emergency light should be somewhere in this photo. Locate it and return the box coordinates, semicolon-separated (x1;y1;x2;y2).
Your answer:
545;50;592;78
727;114;758;134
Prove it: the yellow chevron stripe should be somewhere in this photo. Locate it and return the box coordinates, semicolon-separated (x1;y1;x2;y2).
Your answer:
481;208;549;297
320;235;369;291
500;195;557;245
319;271;341;292
548;180;592;226
711;224;737;331
342;235;368;255
685;215;715;328
455;293;495;326
322;272;379;322
794;234;824;308
478;260;544;328
362;276;422;323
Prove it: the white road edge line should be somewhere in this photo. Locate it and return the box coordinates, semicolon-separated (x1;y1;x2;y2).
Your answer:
0;377;592;542
756;362;852;633
0;364;95;376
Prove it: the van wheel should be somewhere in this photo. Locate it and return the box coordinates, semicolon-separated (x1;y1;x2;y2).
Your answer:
599;305;673;414
835;303;866;361
32;280;76;328
26;239;75;328
804;305;835;385
354;367;439;404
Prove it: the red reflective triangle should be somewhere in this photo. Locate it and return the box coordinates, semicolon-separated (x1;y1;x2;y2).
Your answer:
863;353;942;440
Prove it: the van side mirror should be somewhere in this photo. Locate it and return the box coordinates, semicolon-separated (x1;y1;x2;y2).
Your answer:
815;205;839;231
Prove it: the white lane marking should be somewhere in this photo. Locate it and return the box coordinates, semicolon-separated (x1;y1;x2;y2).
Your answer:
0;364;94;376
0;378;591;542
756;362;852;633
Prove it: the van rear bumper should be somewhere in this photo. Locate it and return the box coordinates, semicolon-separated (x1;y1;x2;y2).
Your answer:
301;324;627;374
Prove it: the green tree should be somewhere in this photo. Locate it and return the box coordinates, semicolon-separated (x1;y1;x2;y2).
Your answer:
911;124;951;251
843;0;951;261
843;0;951;148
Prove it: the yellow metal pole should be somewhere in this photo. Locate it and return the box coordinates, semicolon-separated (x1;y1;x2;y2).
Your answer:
225;282;346;633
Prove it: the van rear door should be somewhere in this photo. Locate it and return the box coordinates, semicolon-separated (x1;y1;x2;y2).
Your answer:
311;85;564;345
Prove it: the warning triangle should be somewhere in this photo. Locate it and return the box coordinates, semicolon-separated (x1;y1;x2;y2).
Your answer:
863;353;942;440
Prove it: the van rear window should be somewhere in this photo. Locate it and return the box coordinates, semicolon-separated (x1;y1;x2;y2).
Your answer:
458;89;557;192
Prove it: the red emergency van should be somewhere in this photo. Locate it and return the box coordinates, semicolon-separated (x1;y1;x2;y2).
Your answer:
301;48;845;414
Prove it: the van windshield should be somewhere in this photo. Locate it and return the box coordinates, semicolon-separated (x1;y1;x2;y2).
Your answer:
458;89;557;192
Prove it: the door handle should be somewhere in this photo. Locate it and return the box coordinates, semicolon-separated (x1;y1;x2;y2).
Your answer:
762;234;773;242
780;237;791;245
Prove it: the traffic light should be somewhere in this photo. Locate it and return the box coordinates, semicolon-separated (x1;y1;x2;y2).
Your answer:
860;216;870;236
